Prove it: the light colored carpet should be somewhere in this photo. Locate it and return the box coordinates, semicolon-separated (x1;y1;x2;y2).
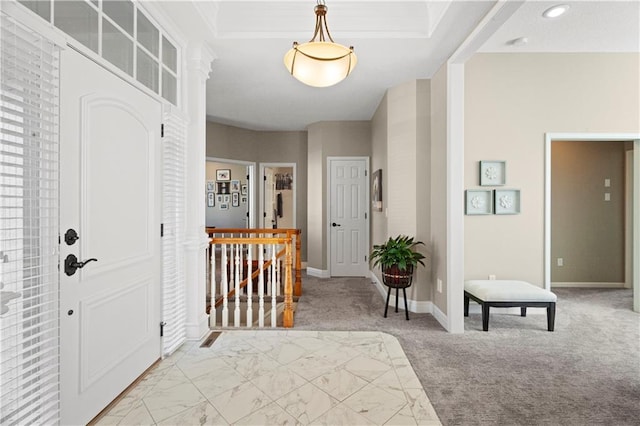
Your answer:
293;274;640;426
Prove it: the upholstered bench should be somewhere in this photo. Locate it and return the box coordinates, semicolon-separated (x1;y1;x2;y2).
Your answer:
464;280;557;331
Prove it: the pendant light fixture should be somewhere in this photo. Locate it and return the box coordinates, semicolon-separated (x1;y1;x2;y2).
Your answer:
284;0;357;88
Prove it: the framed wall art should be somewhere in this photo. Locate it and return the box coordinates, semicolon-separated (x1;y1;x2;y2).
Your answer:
479;161;506;186
232;192;239;207
216;169;231;181
206;180;215;191
207;192;215;207
241;184;247;195
372;169;382;212
465;190;494;215
494;189;521;214
230;180;240;193
216;181;230;194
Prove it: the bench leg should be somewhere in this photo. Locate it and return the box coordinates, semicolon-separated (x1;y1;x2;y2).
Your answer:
521;307;527;317
547;302;556;331
464;294;469;317
482;303;490;331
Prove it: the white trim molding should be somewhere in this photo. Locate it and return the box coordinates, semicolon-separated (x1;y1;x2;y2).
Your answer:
552;282;627;288
307;267;330;279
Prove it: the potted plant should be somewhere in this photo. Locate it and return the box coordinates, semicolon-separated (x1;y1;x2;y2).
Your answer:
370;235;426;319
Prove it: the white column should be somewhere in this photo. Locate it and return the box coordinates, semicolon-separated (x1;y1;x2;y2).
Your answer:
184;43;216;340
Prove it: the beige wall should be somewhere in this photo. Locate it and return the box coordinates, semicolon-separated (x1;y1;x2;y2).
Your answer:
205;122;308;259
551;141;630;283
306;121;372;271
370;95;388;275
465;53;640;287
430;64;448;313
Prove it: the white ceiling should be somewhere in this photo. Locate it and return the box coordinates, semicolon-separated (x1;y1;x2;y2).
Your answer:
154;1;640;131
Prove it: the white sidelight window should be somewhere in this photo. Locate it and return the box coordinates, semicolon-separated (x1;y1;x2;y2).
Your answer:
161;107;187;357
0;12;61;425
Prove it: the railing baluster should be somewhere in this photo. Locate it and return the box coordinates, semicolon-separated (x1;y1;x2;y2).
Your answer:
234;243;241;327
221;242;228;327
210;234;216;327
246;243;253;327
271;244;277;327
276;258;281;296
258;244;265;327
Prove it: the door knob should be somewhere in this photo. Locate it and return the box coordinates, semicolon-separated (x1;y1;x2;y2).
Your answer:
332;222;341;227
64;254;98;276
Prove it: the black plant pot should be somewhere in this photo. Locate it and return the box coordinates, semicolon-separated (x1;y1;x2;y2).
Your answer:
382;264;414;288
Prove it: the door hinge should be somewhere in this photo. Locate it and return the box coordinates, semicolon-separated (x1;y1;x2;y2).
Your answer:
160;223;164;237
365;212;367;219
263;175;267;181
365;170;368;176
160;123;164;137
263;212;267;218
365;255;367;262
160;321;166;337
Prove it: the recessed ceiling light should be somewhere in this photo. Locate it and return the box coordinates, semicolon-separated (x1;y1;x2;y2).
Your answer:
542;4;570;18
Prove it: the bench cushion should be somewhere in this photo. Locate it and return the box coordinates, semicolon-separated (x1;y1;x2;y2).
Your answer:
465;280;557;303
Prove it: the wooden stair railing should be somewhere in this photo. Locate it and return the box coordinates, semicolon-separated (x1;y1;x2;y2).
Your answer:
207;229;301;328
207;228;302;296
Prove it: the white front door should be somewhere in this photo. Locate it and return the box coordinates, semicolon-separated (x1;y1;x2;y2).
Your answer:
329;158;369;276
59;49;162;425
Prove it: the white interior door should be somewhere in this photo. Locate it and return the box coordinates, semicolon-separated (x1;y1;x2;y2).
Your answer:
59;49;162;425
264;167;275;228
329;158;369;276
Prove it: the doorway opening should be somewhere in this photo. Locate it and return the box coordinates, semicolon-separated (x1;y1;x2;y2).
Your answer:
544;133;639;312
206;158;255;229
260;163;296;229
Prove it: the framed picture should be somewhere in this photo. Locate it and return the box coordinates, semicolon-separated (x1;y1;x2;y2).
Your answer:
232;192;239;207
206;180;215;191
241;196;247;204
230;180;240;193
207;192;215;207
216;194;223;204
465;190;494;215
216;181;230;194
494;189;521;214
241;184;247;195
219;203;229;210
216;169;231;181
479;161;506;186
372;169;382;212
223;194;231;204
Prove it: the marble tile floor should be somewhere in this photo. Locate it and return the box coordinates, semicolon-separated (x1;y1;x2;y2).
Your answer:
96;331;441;425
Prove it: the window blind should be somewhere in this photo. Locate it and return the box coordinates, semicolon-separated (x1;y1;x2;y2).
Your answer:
0;12;60;425
161;108;187;357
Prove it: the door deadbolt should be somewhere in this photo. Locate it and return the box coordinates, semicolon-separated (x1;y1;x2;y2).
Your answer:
64;254;98;276
64;228;79;245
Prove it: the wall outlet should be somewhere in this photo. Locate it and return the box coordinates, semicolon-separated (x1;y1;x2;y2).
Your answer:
437;278;442;293
604;193;611;201
557;258;563;267
604;178;611;187
488;274;496;280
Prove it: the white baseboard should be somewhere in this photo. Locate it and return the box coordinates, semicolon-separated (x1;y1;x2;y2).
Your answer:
370;271;433;314
307;267;330;278
552;282;626;288
431;303;448;329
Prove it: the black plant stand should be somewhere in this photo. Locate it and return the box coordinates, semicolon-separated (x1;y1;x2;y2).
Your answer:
382;265;413;320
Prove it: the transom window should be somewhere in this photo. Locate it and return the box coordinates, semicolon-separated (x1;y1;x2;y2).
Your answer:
18;0;179;105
